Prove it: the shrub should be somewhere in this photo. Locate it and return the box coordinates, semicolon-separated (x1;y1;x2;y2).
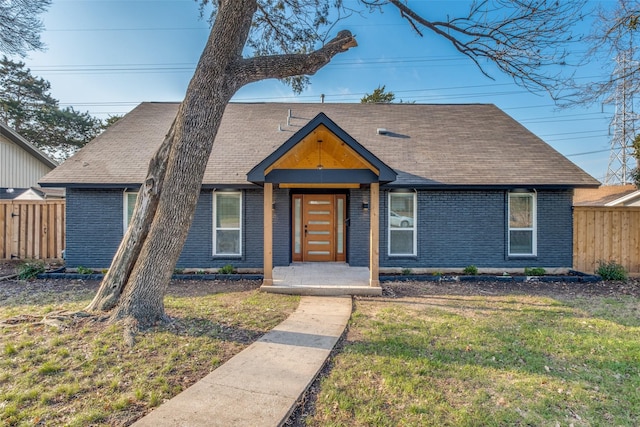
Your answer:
463;265;478;275
218;264;235;274
173;268;185;275
401;268;412;276
524;267;546;276
76;266;93;275
17;260;46;280
596;260;628;281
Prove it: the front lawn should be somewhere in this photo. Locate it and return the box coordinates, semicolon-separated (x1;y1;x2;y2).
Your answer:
304;281;640;426
0;279;299;426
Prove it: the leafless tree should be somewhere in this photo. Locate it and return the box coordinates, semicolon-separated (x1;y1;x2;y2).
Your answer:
0;0;51;56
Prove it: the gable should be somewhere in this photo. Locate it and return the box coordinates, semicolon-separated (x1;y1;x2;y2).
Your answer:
248;112;396;186
1;122;57;188
265;124;378;173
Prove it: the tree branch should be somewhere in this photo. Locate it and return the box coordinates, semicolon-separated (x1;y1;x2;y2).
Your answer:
381;0;588;94
231;29;357;87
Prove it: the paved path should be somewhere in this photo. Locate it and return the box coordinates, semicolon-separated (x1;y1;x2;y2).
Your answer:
132;296;352;427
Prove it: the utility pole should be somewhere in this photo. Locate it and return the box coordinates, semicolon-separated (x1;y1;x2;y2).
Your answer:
605;47;638;185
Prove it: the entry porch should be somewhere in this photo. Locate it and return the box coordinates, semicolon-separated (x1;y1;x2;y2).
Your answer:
260;262;383;296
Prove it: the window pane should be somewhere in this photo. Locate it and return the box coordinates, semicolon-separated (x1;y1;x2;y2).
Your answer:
294;198;301;254
337;198;344;254
390;230;414;254
510;230;533;254
216;194;240;228
216;230;240;254
389;193;415;229
510;195;533;228
126;193;138;226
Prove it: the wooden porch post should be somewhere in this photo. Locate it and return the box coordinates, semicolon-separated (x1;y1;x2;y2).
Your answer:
369;183;380;287
263;183;273;286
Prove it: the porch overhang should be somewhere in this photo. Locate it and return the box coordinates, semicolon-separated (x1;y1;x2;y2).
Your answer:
265;169;379;184
251;112;395;293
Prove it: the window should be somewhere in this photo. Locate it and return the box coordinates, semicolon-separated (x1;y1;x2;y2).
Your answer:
388;192;416;256
508;192;536;256
213;191;242;256
123;191;138;233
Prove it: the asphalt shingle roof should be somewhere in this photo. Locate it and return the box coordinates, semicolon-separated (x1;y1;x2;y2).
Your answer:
40;102;599;188
573;184;637;206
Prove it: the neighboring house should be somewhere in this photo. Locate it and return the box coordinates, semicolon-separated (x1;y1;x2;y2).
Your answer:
0;121;59;199
574;184;640;207
39;102;599;284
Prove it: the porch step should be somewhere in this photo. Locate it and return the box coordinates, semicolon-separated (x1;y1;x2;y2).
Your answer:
261;285;382;296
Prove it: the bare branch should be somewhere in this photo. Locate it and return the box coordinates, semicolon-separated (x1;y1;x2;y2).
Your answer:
361;0;589;94
232;30;357;89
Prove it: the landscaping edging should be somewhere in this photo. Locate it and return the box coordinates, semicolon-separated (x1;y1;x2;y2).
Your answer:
37;273;263;281
37;271;601;283
379;271;601;283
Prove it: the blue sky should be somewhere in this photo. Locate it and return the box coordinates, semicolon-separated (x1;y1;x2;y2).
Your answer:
18;0;627;183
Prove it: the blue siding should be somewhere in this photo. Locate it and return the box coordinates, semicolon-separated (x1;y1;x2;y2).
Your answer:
65;187;573;270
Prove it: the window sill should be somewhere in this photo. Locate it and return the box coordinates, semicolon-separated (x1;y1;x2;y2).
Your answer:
388;255;418;259
507;255;538;260
213;255;242;259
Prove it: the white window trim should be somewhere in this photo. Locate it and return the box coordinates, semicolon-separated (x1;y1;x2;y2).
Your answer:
387;191;417;256
508;192;537;256
123;191;138;234
212;191;243;257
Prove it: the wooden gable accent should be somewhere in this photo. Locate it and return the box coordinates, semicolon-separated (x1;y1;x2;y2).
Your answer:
265;124;379;175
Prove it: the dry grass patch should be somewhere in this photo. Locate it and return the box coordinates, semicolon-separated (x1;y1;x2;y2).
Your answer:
0;279;299;426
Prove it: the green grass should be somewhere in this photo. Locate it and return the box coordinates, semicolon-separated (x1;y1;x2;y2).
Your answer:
308;293;640;426
0;281;299;426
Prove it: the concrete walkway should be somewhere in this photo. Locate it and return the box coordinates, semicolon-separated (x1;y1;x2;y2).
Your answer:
132;296;352;427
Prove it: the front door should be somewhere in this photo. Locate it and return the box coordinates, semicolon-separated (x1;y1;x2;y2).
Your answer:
292;194;346;262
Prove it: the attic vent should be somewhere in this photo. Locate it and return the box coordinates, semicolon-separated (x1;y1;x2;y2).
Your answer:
377;128;388;135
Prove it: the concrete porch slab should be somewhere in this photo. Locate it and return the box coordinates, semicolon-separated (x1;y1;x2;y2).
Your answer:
261;263;382;296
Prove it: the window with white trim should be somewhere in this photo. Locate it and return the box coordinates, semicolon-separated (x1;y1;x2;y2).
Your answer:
123;191;138;233
213;191;242;256
388;191;416;256
508;192;536;256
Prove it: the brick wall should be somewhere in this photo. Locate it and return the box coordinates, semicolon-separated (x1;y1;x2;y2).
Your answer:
65;187;573;270
378;189;573;269
65;188;125;268
66;188;267;270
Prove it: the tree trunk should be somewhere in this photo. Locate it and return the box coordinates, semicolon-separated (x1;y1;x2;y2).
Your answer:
85;125;175;312
87;0;357;328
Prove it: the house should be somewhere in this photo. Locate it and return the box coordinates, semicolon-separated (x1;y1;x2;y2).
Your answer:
1;121;59;199
39;102;599;286
0;187;64;200
574;184;640;207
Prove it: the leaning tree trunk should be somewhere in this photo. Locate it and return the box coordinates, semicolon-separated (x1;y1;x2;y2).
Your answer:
86;0;357;328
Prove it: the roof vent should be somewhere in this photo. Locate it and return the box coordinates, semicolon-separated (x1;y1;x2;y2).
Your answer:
377;128;388;135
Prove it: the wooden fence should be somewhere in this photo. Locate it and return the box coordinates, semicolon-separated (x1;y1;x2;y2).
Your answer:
573;206;640;274
0;200;65;260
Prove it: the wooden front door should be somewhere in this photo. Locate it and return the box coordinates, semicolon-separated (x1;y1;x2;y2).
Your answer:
292;194;346;262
